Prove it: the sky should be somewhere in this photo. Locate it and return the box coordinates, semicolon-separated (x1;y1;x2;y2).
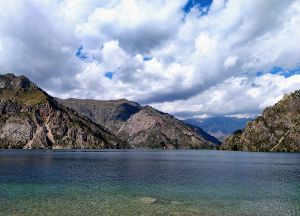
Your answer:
0;0;300;119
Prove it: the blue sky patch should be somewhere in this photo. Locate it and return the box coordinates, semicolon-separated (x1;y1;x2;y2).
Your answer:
256;71;263;77
183;0;213;15
269;66;300;78
143;56;153;61
282;67;300;78
75;45;88;60
104;71;114;80
270;66;283;74
256;66;300;78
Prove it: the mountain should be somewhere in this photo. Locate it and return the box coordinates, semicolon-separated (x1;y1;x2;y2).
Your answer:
117;106;218;149
0;73;127;149
58;98;219;149
184;117;252;139
184;123;221;145
221;90;300;152
57;98;142;134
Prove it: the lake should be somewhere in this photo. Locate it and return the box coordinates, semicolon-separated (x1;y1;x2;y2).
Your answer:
0;150;299;216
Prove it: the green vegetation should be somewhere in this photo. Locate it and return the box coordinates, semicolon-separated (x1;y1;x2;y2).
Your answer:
222;89;300;152
0;87;47;106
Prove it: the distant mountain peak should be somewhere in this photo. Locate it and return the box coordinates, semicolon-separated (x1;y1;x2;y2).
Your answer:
184;116;252;139
59;98;219;149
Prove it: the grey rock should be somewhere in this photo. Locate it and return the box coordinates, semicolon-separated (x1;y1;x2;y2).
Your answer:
222;90;300;152
0;73;31;90
58;99;217;149
0;73;127;149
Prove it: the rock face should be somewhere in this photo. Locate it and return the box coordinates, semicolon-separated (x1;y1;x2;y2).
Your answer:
222;90;300;152
57;98;141;134
185;123;221;145
0;73;126;149
117;106;215;149
59;98;218;149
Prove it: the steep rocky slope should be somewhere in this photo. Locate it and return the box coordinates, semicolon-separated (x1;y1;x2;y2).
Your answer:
0;74;126;149
59;99;218;149
185;123;221;145
117;106;215;149
222;90;300;152
58;98;141;134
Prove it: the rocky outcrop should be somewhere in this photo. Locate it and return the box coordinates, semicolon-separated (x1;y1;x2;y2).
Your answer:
0;73;127;149
117;106;215;149
57;98;141;134
59;98;218;149
222;90;300;152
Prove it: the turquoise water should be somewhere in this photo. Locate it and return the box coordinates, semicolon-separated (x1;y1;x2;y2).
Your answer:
0;150;299;216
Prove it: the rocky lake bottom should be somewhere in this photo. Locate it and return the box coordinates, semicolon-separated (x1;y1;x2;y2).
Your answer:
0;150;299;216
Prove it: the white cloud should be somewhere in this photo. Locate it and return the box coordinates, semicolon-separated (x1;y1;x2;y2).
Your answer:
223;56;238;70
0;0;300;118
75;0;184;53
151;73;300;117
101;40;129;72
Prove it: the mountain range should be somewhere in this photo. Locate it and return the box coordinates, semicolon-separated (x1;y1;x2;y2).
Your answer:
57;98;220;148
184;117;252;139
0;73;299;152
0;73;217;149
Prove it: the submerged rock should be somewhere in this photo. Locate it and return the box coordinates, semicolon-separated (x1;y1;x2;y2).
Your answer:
171;201;180;205
139;197;157;204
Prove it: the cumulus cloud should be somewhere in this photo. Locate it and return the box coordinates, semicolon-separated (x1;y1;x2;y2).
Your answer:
0;0;80;91
151;73;300;118
0;0;300;118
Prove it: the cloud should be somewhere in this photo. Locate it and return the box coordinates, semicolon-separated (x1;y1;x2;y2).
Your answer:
75;0;184;54
151;73;300;118
0;0;300;118
0;0;80;92
223;56;238;70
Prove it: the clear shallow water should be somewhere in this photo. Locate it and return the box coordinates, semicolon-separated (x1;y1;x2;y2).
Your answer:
0;150;299;216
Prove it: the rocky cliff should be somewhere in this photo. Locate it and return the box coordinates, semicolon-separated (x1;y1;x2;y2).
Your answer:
222;90;300;152
0;74;127;149
117;106;217;149
59;98;218;149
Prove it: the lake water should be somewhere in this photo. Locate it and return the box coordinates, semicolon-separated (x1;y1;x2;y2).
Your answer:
0;150;299;216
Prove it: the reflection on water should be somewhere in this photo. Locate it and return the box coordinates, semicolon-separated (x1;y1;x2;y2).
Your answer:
0;150;299;216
